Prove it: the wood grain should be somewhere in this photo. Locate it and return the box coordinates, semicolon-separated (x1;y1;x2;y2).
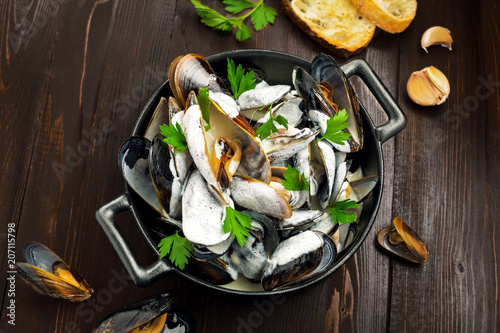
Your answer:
1;0;499;332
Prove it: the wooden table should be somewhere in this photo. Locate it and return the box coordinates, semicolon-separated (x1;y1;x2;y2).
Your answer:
1;0;499;332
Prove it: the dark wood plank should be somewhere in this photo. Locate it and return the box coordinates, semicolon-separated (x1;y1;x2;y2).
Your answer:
389;0;500;332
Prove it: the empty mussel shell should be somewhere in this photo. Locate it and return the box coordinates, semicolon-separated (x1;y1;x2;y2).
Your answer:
94;290;195;332
377;217;429;264
16;242;93;302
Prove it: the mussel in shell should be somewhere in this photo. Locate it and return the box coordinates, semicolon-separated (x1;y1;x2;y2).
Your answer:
94;291;196;332
16;242;93;302
311;54;363;151
169;53;229;107
377;217;429;264
229;211;279;283
229;175;292;219
261;230;336;290
182;170;231;249
293;57;363;153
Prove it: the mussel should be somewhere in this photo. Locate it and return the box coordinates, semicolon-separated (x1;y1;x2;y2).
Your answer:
229;175;292;219
293;55;363;153
169;53;229;107
229;211;279;283
311;54;363;151
377;217;429;264
261;230;336;290
94;291;195;332
16;242;93;302
182;170;231;249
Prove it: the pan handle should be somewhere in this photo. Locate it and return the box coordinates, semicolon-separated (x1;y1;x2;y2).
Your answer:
96;193;174;287
341;58;407;144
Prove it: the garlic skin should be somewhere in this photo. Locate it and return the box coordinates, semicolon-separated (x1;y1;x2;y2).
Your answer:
421;26;453;53
407;66;450;106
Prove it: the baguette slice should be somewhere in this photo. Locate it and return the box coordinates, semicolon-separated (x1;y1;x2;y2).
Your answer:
281;0;376;56
350;0;417;33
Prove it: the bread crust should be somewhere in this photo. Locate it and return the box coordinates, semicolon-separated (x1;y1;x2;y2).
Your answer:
281;0;375;57
350;0;417;33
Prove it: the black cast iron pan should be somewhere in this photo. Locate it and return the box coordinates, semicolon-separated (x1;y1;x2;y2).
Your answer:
96;49;406;296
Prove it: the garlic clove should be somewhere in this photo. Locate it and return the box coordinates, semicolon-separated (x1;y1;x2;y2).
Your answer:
407;66;450;106
421;26;453;53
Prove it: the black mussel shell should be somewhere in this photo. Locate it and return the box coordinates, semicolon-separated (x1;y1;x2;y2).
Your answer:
16;242;93;302
94;291;179;332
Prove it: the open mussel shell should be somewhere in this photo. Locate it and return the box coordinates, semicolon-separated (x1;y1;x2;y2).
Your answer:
263;127;320;163
186;251;239;285
94;290;195;332
261;230;336;290
237;83;291;111
252;97;305;129
230;212;279;283
311;54;363;150
169;53;229;107
16;242;93;302
144;97;169;141
349;175;379;203
315;140;336;209
269;166;308;210
377;217;429;264
337;222;359;253
293;62;362;153
229;175;292;219
275;209;325;238
119;136;168;217
182;170;231;249
149;134;181;218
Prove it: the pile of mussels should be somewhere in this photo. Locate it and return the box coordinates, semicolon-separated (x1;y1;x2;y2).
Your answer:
119;53;378;291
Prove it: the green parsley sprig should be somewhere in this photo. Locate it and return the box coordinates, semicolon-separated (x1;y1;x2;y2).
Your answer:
190;0;276;42
317;109;351;145
159;123;188;151
198;87;211;131
158;230;194;270
227;58;257;98
328;199;359;224
255;106;289;141
222;206;252;247
281;165;309;191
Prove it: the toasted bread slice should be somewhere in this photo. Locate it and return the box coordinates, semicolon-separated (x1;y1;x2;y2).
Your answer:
350;0;417;33
281;0;376;56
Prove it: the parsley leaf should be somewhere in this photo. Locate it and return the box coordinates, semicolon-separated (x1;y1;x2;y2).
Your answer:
159;123;188;151
190;0;276;42
236;23;252;44
191;0;234;32
223;206;252;247
223;0;255;14
255;106;289;140
328;199;359;224
198;87;211;131
250;3;276;31
317;109;351;145
281;165;310;191
158;230;194;270
227;58;256;98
